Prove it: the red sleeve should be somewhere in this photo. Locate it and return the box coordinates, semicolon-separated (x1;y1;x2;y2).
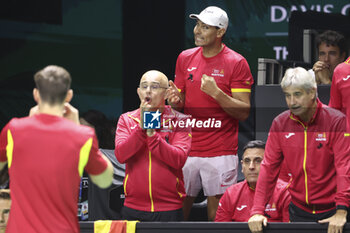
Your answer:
276;182;291;222
0;123;10;162
281;191;291;222
215;187;235;222
84;133;108;175
230;58;254;91
278;160;291;183
174;52;186;93
251;121;283;216
147;120;191;170
332;116;350;207
329;67;342;110
114;114;146;163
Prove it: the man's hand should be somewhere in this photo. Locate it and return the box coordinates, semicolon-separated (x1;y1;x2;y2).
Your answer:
167;81;182;106
319;209;347;233
139;97;152;129
313;61;331;84
200;74;220;98
248;214;268;233
63;103;80;125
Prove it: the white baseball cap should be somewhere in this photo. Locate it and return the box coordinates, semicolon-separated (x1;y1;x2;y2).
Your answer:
189;6;228;30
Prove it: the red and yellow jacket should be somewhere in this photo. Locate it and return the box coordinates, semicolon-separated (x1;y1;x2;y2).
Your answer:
115;106;191;212
215;179;290;222
252;99;350;215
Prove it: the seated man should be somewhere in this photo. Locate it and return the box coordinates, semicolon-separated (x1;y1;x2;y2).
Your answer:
0;189;10;233
215;140;290;222
0;65;113;233
309;30;347;84
115;70;191;221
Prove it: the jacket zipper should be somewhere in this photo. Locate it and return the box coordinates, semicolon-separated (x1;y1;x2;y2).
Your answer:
148;150;154;212
290;116;309;206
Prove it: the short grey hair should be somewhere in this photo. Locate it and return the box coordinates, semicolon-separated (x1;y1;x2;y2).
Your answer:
280;67;317;92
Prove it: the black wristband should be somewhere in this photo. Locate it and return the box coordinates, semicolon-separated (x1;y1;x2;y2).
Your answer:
336;205;348;210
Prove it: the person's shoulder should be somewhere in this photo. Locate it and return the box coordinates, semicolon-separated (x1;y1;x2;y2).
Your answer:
179;47;201;58
222;46;247;61
333;59;350;77
6;115;37;130
321;104;346;121
225;180;247;193
123;109;139;120
273;110;291;123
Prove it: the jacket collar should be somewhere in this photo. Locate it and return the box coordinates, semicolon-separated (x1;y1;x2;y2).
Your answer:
289;98;323;127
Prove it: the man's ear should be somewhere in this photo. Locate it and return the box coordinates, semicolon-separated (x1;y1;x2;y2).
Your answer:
137;87;141;99
33;88;40;103
217;28;226;38
65;89;73;103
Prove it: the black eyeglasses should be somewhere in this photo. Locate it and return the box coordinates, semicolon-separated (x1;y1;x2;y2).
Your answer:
139;82;168;92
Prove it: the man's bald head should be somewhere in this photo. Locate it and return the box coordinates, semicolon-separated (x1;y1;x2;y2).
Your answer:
140;70;168;87
137;70;169;112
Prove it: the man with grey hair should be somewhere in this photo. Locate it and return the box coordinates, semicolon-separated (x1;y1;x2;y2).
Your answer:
248;67;350;233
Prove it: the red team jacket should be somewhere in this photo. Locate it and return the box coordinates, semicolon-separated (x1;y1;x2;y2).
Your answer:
329;56;350;130
0;114;108;233
115;106;191;212
252;100;350;215
215;179;290;222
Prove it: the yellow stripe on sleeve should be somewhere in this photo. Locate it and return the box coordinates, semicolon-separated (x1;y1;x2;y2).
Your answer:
6;130;14;169
231;88;251;93
177;88;182;93
78;138;93;177
124;174;129;196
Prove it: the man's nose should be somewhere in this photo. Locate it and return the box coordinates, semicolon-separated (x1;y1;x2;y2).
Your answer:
249;161;256;169
289;96;296;105
324;53;330;62
194;25;200;34
0;213;4;223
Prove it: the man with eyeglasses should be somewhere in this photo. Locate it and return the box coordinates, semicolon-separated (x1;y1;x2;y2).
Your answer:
215;140;290;222
115;70;191;221
168;6;254;221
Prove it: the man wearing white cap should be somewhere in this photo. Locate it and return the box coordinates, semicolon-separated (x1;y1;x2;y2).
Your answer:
168;6;254;221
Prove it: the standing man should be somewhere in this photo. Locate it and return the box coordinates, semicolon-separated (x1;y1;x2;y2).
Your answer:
115;70;191;221
215;140;290;222
329;56;350;129
0;65;114;233
309;30;347;85
168;6;254;221
248;67;350;233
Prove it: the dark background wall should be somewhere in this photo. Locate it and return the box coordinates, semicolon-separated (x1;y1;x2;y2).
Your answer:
122;0;185;112
1;0;350;144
